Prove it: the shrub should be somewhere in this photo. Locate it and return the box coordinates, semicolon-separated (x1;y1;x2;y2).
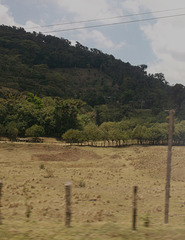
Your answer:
25;124;45;140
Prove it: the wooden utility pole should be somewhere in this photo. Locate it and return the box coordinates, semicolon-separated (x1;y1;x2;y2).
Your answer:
132;186;138;230
65;182;71;227
165;109;175;224
0;180;2;225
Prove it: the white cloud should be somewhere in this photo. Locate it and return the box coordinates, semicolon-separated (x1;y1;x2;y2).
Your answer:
0;4;15;25
121;0;185;85
23;21;44;33
54;0;122;20
45;0;125;55
75;29;125;50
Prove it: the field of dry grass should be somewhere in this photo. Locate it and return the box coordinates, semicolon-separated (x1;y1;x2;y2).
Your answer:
1;140;185;239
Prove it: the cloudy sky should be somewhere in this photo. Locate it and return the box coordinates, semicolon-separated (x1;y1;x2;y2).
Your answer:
1;0;185;86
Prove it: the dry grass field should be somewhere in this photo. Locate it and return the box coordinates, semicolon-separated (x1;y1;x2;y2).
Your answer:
1;140;185;239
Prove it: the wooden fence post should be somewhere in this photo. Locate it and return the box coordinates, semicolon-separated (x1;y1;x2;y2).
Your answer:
132;186;138;230
65;182;71;227
165;109;175;224
0;180;2;225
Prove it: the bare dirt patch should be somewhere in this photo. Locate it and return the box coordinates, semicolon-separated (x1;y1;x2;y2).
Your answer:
32;147;102;162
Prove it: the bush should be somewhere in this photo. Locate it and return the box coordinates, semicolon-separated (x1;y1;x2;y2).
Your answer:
25;124;45;140
62;129;85;144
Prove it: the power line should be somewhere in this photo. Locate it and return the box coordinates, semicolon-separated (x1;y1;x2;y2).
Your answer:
42;12;185;34
27;7;185;30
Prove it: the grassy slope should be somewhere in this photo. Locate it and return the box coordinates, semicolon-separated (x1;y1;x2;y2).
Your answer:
0;141;185;239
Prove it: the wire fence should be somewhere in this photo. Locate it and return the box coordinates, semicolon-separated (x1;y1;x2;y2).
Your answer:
1;178;185;229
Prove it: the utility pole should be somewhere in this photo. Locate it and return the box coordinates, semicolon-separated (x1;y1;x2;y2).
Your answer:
132;186;138;230
0;180;2;225
65;182;71;227
165;109;175;224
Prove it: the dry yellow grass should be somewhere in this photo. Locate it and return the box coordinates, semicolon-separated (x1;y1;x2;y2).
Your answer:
1;140;185;239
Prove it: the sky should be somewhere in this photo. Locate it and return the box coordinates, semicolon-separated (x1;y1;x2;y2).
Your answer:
0;0;185;86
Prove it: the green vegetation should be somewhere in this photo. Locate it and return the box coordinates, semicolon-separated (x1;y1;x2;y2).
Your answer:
1;25;185;143
0;90;86;139
0;89;185;145
1;25;185;113
62;120;173;146
25;124;45;141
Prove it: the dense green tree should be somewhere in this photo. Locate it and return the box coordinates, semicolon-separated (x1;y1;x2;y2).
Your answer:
132;125;148;144
83;123;102;145
99;122;116;146
15;101;41;134
174;121;185;145
0;124;5;138
109;127;123;146
6;122;18;141
25;124;45;141
62;129;85;144
148;123;168;144
0;102;7;124
39;97;56;136
54;98;81;136
26;92;43;109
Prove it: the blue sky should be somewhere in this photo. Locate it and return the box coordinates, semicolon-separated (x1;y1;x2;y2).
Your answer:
1;0;185;86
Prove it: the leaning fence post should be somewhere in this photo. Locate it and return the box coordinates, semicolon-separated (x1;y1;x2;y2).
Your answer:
0;180;2;225
65;182;71;227
132;186;138;230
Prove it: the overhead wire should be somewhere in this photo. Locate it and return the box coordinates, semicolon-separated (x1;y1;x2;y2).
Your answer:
42;12;185;33
27;7;185;30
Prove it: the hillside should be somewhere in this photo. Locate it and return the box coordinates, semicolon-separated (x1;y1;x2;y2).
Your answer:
1;24;185;123
0;26;178;106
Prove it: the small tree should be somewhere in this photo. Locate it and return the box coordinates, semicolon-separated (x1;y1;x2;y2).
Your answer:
25;124;45;141
0;124;5;138
132;125;148;145
83;123;101;146
6;122;19;141
149;123;168;145
99;122;115;146
62;129;85;145
174;121;185;145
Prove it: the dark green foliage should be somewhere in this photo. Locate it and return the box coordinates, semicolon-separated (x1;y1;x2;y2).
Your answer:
1;25;185;142
62;129;85;144
54;98;82;136
26;93;43;109
6;122;18;141
0;90;84;139
0;24;182;118
25;124;45;138
0;124;5;137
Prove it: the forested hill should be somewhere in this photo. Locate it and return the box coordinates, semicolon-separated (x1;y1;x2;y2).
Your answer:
1;25;185;120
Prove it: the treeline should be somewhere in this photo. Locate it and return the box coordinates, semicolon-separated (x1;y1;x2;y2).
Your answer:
62;121;185;146
1;90;185;146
